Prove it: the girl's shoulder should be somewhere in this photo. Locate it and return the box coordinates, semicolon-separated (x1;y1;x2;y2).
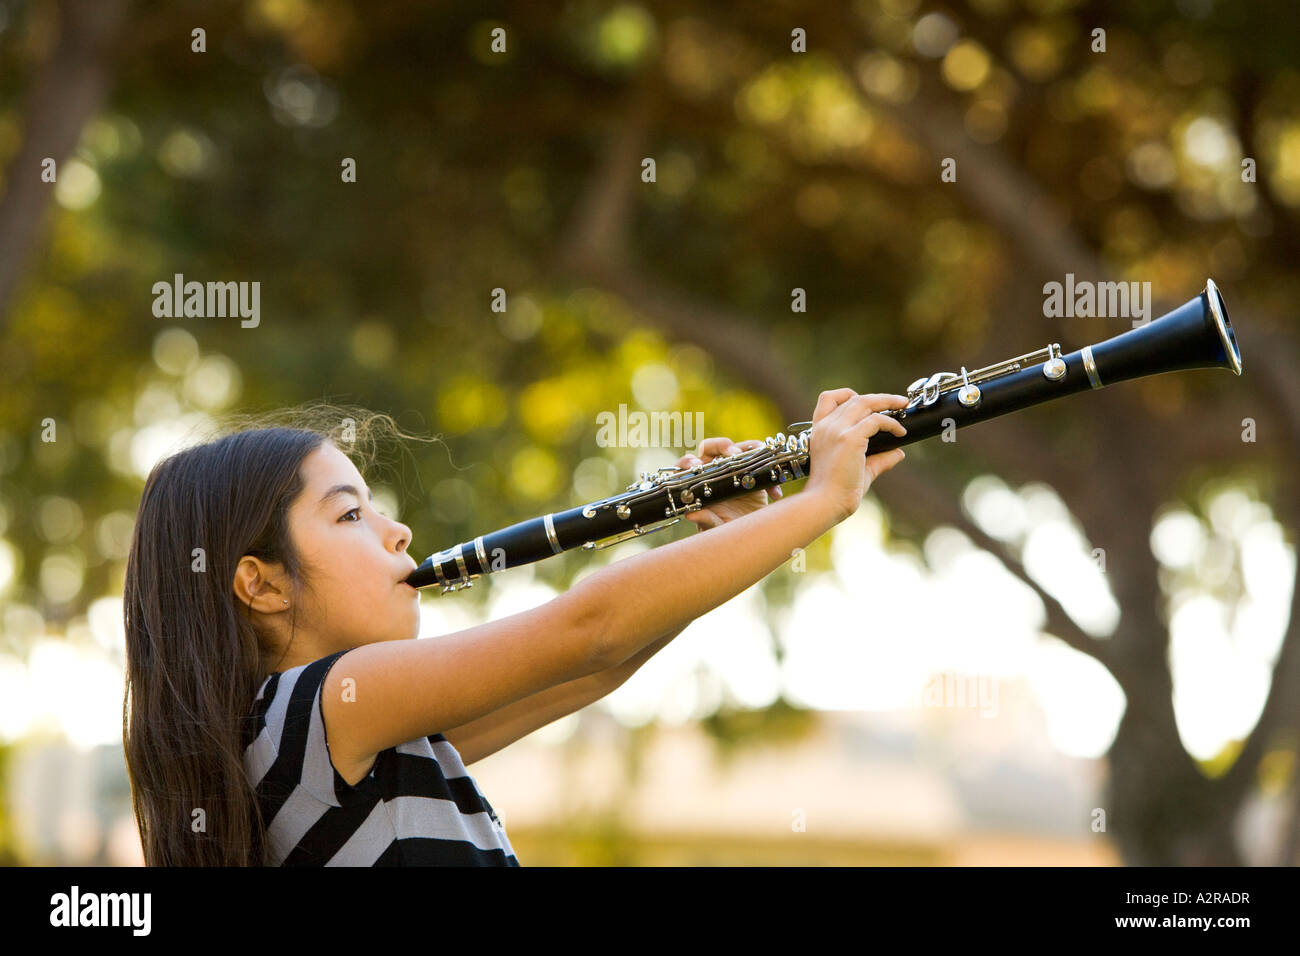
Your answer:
255;649;353;699
245;649;363;807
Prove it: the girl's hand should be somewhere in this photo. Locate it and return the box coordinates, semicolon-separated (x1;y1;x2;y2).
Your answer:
674;436;782;531
803;389;909;522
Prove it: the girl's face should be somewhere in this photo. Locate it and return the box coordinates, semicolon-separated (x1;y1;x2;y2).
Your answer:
281;442;421;652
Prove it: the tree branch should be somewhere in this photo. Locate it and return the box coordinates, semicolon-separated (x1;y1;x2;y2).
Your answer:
552;76;1119;676
821;26;1300;807
0;0;130;329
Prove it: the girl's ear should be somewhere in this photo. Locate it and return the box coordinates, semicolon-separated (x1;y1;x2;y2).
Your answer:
232;555;288;612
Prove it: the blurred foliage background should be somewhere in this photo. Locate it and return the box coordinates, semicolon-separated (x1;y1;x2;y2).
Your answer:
0;0;1297;865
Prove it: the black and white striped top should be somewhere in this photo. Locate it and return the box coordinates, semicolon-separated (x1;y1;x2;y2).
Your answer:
242;649;520;866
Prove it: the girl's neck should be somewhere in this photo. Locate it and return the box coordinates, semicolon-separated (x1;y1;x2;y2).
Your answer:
258;644;325;676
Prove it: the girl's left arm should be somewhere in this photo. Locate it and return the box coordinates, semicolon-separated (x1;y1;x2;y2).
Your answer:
443;438;771;765
441;625;683;765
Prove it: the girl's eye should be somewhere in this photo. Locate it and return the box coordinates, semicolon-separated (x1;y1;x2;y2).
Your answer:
340;507;361;522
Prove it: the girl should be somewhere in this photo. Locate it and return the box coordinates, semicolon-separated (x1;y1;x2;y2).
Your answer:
122;390;907;865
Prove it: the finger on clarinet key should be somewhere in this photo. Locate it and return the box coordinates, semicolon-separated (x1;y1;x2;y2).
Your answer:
698;437;731;459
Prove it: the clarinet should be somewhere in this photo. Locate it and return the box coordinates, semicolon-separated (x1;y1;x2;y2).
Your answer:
407;279;1242;593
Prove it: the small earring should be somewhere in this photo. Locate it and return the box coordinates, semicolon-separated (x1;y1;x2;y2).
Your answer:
282;600;288;605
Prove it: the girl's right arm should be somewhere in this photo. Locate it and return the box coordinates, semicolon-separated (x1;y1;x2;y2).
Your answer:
320;388;906;770
569;389;908;670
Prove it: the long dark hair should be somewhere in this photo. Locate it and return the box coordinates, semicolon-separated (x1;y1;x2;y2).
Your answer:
122;403;436;865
